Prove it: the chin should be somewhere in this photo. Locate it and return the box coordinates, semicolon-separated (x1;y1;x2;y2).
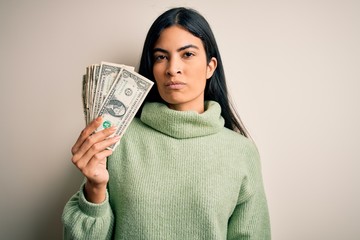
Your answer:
159;94;184;105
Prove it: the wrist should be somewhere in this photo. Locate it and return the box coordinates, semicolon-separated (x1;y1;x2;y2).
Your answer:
84;181;107;203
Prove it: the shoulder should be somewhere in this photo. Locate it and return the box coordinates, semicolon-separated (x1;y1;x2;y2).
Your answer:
218;128;262;177
217;130;266;204
219;128;259;157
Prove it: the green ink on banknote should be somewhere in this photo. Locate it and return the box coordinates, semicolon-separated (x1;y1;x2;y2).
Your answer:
103;120;111;128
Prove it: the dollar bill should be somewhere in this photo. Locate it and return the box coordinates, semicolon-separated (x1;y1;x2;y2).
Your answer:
96;68;153;150
83;64;101;124
92;62;125;120
89;64;100;121
82;71;88;123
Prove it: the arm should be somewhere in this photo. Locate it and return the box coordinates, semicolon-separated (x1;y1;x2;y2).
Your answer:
227;143;271;240
227;183;271;240
62;184;114;240
62;116;120;239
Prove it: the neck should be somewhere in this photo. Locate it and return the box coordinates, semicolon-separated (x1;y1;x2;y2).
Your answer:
167;99;205;113
140;101;225;139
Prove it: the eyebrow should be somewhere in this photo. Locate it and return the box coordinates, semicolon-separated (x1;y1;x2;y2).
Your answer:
153;44;199;54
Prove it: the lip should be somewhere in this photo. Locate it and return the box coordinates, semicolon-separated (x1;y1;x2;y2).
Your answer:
164;80;186;90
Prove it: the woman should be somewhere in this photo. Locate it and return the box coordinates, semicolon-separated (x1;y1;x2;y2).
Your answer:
62;7;271;240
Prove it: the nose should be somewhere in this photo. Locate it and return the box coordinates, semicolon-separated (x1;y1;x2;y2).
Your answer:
166;56;182;76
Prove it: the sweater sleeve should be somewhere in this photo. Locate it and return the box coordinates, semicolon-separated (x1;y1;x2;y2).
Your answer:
62;183;114;240
227;142;271;240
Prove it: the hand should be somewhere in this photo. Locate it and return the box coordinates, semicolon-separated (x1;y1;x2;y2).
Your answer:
71;116;120;203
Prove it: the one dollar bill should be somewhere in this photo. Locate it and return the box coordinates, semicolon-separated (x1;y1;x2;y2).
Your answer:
96;68;153;150
92;62;125;121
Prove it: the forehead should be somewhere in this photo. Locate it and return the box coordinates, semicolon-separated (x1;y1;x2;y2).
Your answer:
154;25;204;49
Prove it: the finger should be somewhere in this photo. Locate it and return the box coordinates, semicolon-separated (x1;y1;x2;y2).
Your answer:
81;135;120;163
77;126;117;156
83;149;113;178
72;116;103;154
72;135;120;170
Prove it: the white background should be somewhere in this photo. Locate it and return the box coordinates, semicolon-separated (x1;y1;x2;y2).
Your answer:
1;0;359;239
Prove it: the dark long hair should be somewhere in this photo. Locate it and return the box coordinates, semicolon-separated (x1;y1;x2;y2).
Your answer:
138;7;249;137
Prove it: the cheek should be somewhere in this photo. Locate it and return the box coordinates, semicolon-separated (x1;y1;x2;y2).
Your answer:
192;65;208;84
152;65;163;82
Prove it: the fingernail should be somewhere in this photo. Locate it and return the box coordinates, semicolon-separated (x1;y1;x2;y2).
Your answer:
96;116;103;122
113;135;121;141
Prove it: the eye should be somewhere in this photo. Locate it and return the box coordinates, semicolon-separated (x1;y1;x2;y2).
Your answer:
183;51;195;58
154;54;167;62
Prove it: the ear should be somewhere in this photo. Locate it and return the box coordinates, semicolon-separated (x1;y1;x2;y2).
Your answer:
206;57;218;79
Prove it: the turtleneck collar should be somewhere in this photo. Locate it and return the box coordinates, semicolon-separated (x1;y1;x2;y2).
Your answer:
140;101;225;139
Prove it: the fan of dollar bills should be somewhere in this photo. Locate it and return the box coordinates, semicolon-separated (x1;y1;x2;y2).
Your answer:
82;62;154;150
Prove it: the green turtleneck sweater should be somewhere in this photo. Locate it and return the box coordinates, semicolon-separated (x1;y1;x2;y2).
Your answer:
62;101;271;239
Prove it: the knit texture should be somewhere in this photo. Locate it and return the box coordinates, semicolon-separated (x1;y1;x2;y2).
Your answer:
62;101;271;239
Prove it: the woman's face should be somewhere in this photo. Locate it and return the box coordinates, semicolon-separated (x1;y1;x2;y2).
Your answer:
152;25;217;113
